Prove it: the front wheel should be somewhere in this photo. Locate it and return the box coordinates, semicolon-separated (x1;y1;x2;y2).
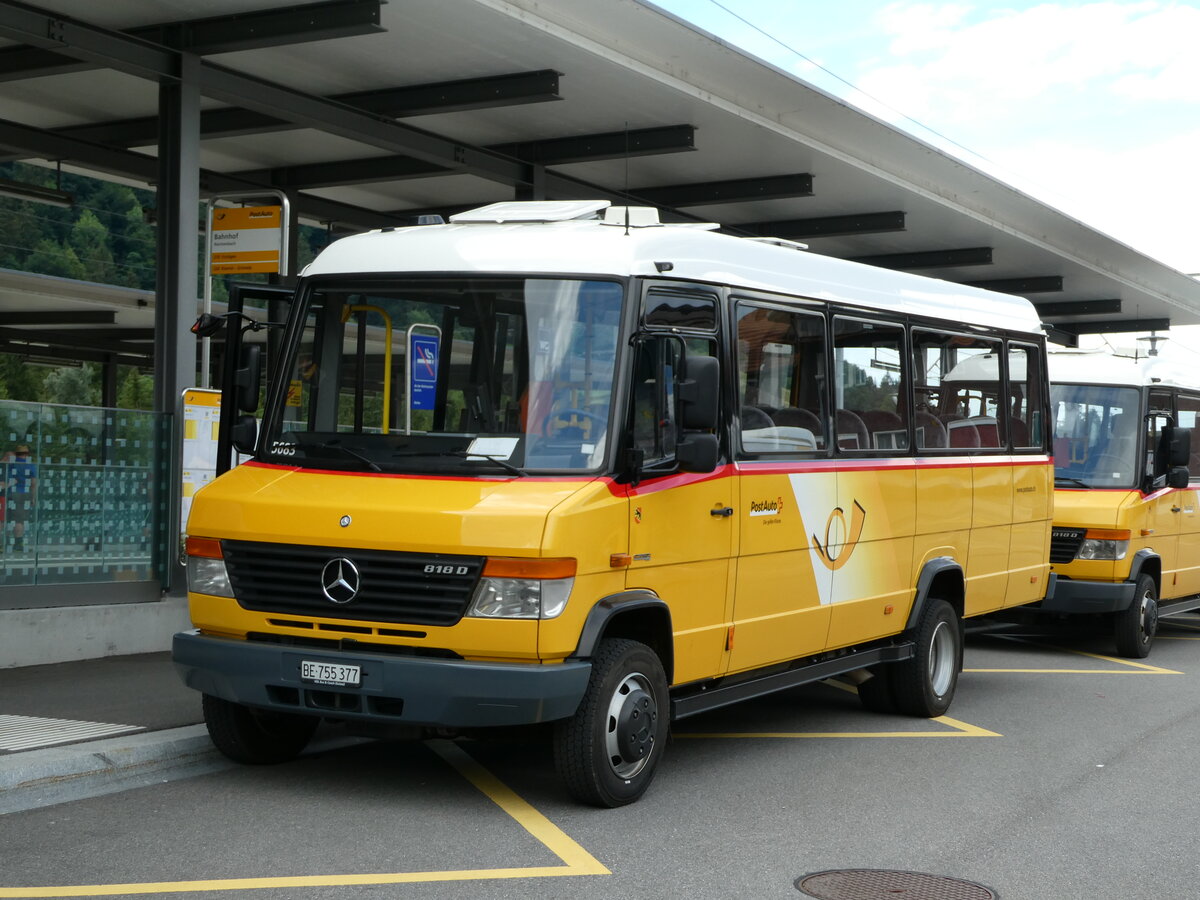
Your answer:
1114;574;1158;659
553;638;669;807
891;598;961;717
202;694;319;764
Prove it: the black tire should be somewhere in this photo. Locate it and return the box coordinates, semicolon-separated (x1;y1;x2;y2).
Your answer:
856;665;897;713
202;694;319;764
891;598;961;717
1114;574;1158;659
553;638;669;808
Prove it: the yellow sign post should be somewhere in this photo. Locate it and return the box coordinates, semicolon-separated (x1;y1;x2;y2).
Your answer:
209;205;283;274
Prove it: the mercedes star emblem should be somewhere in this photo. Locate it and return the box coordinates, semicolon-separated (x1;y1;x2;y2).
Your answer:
321;557;361;604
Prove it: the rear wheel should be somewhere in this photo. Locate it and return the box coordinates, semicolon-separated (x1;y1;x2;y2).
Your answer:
1114;574;1158;659
891;598;961;717
202;694;319;764
553;638;669;808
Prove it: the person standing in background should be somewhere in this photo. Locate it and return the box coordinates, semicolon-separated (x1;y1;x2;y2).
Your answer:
4;443;37;553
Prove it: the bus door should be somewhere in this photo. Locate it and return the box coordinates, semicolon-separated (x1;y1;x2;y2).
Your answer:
1144;398;1183;594
727;302;832;672
625;289;734;685
1173;393;1200;597
825;317;915;647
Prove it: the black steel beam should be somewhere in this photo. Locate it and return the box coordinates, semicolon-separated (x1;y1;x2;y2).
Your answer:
1034;298;1122;318
633;174;812;208
736;211;906;239
0;0;383;82
232;124;697;190
0;4;533;188
0;325;149;354
0;310;115;325
43;70;563;149
1043;325;1080;347
1058;317;1170;335
0;339;150;366
489;125;695;165
849;247;993;270
964;276;1063;294
0;117;400;231
37;328;155;342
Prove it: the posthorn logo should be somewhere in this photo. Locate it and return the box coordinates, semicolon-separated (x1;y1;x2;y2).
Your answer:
321;558;361;604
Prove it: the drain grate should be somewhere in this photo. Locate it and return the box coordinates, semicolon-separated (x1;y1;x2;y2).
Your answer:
796;869;997;899
0;715;144;753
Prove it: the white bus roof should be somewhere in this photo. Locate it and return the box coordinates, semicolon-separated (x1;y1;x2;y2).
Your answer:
302;202;1042;336
1049;349;1200;391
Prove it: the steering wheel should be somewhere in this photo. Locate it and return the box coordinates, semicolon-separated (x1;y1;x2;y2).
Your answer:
542;408;606;438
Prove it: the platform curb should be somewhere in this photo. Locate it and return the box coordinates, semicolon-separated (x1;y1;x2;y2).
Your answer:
0;725;230;815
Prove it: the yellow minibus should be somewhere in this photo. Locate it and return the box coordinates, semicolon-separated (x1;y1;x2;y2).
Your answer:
1040;350;1197;657
174;200;1052;805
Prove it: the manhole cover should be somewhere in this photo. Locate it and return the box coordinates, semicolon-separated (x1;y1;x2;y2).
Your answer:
796;869;997;900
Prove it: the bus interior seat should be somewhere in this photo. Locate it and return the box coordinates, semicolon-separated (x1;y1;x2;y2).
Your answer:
772;406;823;434
1008;416;1029;447
860;409;905;449
835;409;869;450
914;411;947;448
947;421;981;448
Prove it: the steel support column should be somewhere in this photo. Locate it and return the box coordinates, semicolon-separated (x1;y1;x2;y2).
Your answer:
153;52;201;592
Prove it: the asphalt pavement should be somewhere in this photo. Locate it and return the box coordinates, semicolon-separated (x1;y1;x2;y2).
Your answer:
0;651;222;814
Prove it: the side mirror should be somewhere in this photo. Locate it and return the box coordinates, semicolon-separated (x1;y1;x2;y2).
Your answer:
677;433;719;473
231;414;258;454
678;355;719;430
236;344;263;413
191;313;226;338
1168;466;1190;489
1169;427;1192;468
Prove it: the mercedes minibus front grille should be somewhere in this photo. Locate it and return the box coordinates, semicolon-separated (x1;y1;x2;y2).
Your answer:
222;540;484;627
1049;528;1086;564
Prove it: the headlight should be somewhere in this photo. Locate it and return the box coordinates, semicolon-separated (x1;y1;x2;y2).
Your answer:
185;536;235;598
1076;539;1128;561
466;557;577;619
468;576;574;619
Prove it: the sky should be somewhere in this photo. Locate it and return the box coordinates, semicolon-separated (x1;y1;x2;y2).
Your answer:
650;0;1200;282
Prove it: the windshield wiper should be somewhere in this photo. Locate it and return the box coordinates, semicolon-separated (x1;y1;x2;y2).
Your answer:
450;450;526;476
1054;476;1090;488
388;449;526;476
307;440;382;472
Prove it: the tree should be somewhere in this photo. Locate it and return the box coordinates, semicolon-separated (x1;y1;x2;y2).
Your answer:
43;364;101;406
69;210;117;284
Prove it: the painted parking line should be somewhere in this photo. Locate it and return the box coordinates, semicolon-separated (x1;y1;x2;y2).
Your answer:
0;740;607;899
966;635;1182;675
676;680;1000;739
1158;619;1200;640
676;712;1000;740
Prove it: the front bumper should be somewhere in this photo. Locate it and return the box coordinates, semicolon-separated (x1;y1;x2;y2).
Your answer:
1038;577;1137;615
172;630;591;728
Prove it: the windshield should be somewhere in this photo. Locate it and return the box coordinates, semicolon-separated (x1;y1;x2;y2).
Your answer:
260;277;625;474
1051;383;1141;487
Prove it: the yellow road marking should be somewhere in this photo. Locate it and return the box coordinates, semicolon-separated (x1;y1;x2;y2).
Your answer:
0;741;607;898
675;711;1001;739
970;635;1181;674
675;680;1000;739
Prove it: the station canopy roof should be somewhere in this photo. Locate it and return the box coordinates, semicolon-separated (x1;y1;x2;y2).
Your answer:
2;0;1199;367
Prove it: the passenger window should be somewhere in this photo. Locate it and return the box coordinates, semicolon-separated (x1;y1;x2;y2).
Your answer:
734;303;828;455
833;318;906;453
1177;394;1200;481
912;330;1002;450
1007;343;1045;449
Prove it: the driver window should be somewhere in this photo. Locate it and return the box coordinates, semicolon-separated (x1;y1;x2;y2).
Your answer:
631;337;715;466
